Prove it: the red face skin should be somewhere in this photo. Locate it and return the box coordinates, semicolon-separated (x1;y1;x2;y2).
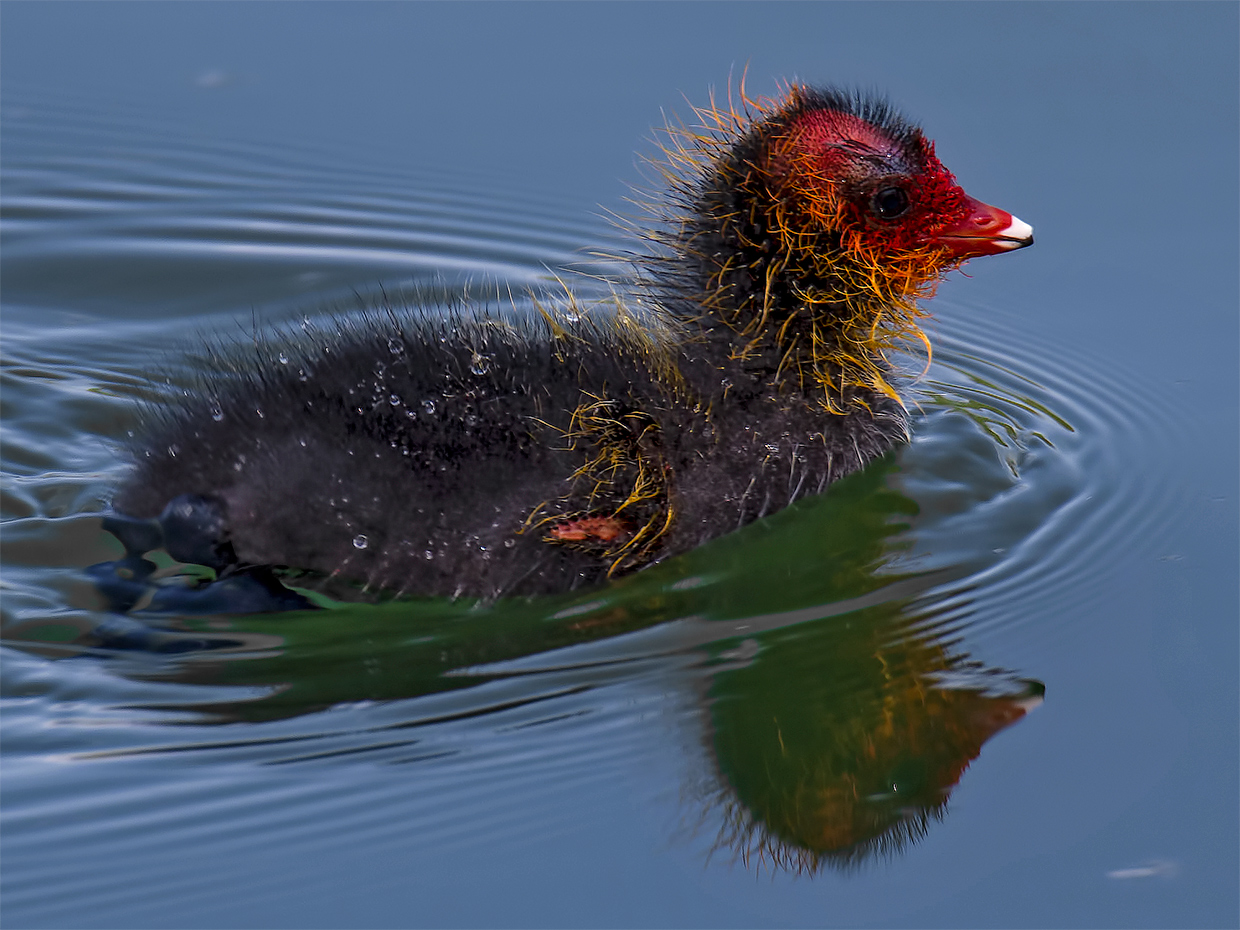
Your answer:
783;110;1031;261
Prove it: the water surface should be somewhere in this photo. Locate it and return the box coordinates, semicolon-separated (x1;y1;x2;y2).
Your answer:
2;4;1236;928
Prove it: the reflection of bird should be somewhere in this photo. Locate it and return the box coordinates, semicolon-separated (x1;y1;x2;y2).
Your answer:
109;84;1032;601
704;600;1044;873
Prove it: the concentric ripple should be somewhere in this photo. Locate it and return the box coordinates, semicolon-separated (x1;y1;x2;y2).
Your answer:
2;93;610;323
898;302;1190;647
2;92;1160;741
0;91;1185;917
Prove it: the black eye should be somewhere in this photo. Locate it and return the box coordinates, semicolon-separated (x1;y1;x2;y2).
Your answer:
872;186;910;219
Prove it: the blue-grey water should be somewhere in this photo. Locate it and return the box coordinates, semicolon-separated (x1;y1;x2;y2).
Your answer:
2;4;1237;928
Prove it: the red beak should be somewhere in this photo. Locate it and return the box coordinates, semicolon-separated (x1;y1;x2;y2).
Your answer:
934;195;1034;259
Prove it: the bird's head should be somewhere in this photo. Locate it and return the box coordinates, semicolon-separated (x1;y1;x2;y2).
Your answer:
648;83;1033;412
765;88;1032;304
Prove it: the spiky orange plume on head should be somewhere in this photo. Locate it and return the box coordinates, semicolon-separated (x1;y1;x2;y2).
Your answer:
640;82;1009;414
772;104;971;261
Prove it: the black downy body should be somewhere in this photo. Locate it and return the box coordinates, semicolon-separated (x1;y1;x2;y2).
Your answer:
108;88;935;603
112;300;903;600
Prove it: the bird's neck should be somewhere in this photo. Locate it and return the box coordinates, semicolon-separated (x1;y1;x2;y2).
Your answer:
673;164;929;414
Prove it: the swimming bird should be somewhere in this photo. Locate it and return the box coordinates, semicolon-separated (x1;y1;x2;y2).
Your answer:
105;84;1032;603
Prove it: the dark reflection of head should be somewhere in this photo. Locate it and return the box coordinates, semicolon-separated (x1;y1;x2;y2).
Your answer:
698;602;1042;874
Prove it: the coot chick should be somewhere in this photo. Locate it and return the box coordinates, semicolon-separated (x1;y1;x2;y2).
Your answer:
110;85;1032;602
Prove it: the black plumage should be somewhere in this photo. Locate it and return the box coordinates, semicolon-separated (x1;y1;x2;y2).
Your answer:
115;294;904;598
108;84;1029;603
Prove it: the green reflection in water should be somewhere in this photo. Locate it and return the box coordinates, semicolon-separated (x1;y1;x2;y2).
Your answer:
156;454;923;718
8;454;1041;871
702;600;1040;872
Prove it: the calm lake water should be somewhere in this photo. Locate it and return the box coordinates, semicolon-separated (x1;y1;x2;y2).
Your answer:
2;4;1237;928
